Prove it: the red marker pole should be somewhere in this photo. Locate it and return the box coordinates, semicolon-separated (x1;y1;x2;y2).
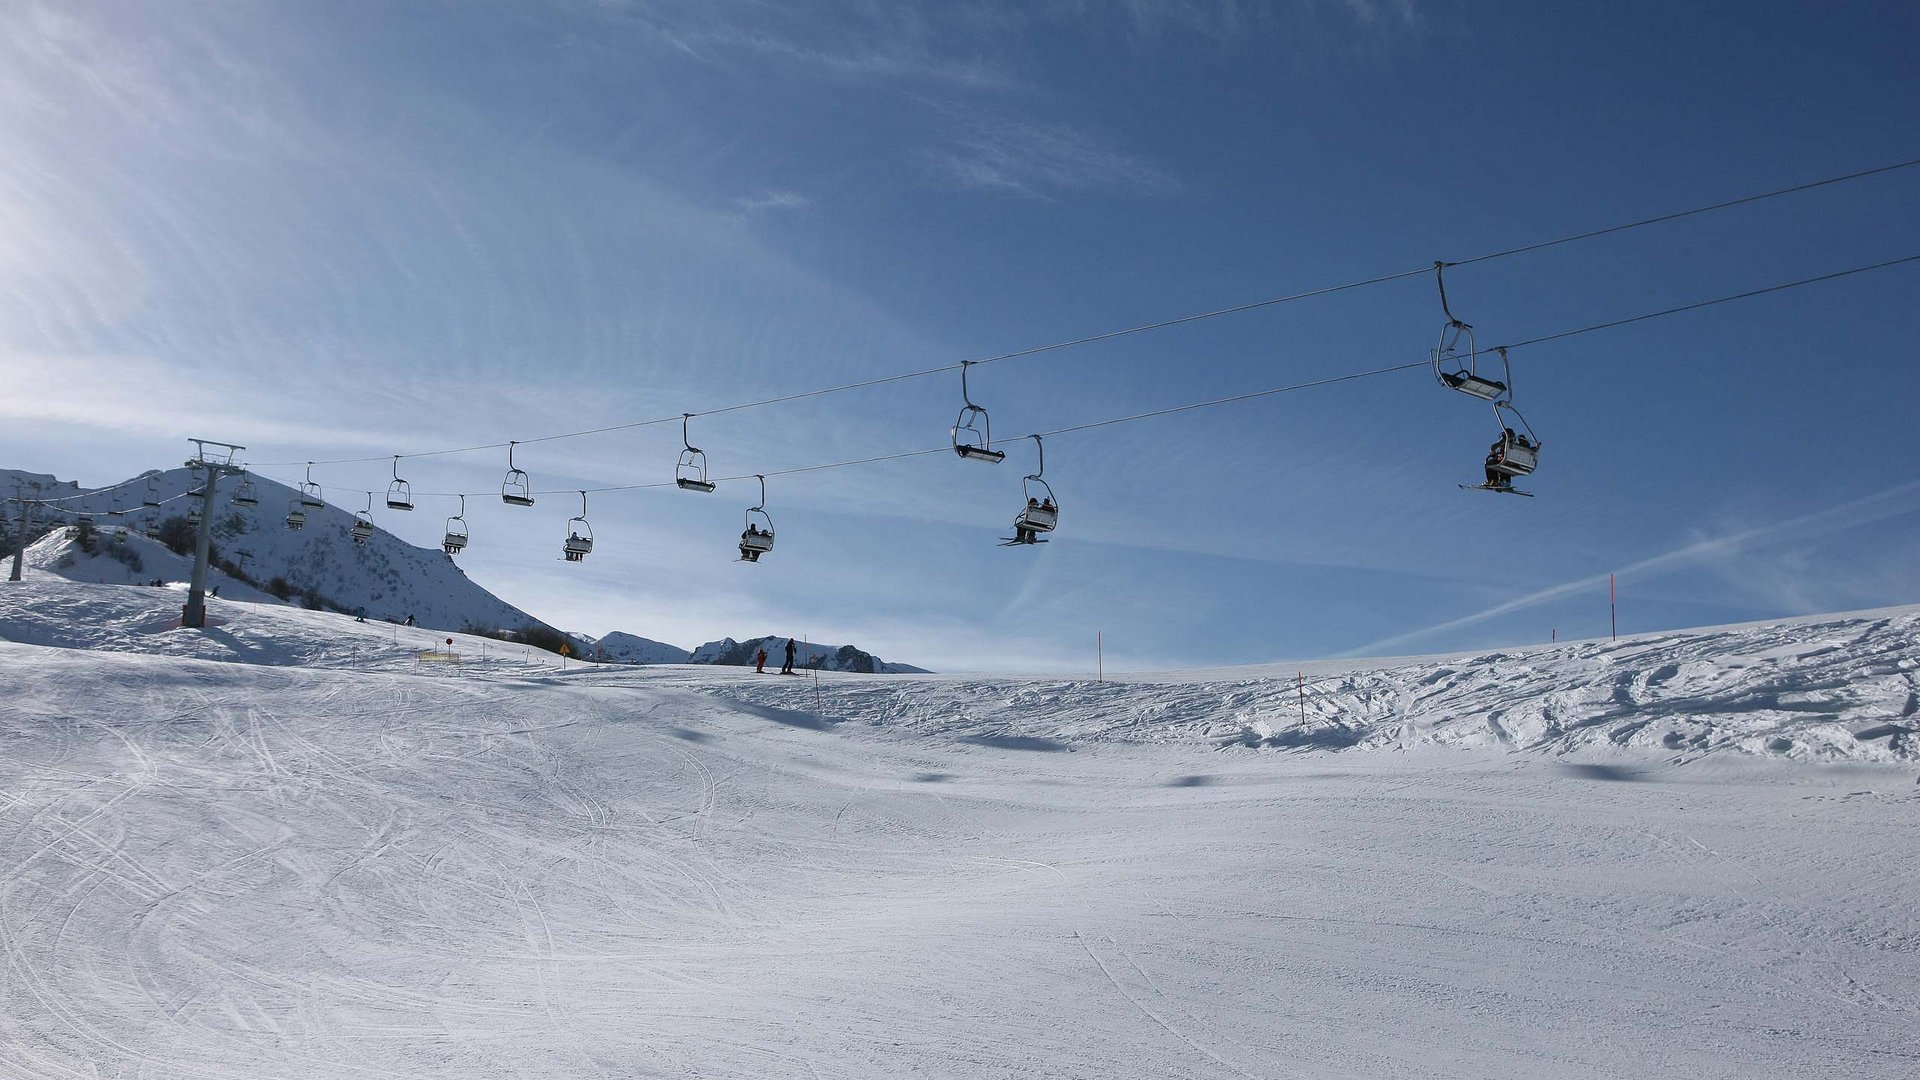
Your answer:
1610;574;1618;642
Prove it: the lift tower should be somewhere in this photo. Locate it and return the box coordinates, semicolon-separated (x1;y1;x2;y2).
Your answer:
181;439;247;629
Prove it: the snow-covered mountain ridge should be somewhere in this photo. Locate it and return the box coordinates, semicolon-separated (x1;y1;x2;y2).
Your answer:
687;634;928;673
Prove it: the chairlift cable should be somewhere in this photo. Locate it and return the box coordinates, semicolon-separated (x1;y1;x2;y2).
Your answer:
246;156;1920;469
254;250;1920;499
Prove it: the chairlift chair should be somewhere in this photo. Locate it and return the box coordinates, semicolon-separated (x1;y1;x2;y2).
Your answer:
442;494;469;555
1004;435;1059;545
107;491;128;517
1464;401;1543;497
285;501;307;531
951;361;1007;464
1486;402;1541;478
186;506;202;528
1429;262;1509;401
501;441;535;507
737;475;775;562
350;494;375;545
231;477;259;508
300;463;325;510
142;476;162;509
675;414;717;493
563;491;594;562
386;456;414;511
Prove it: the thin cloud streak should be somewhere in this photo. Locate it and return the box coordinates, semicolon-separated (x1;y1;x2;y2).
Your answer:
1347;479;1920;657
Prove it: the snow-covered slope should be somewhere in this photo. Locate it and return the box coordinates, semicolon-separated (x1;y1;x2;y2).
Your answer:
23;525;279;603
658;605;1920;763
0;578;588;671
589;630;690;664
9;466;547;634
689;633;928;673
2;582;1916;1079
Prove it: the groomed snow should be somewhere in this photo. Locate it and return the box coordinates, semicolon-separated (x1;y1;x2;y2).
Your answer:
3;581;1918;1077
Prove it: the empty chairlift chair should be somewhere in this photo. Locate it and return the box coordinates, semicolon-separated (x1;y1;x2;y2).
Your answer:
142;476;163;509
1429;262;1509;401
231;476;259;508
300;463;325;510
1003;435;1059;546
386;456;414;511
442;494;469;555
563;491;593;562
951;361;1007;464
501;441;535;507
737;475;774;562
676;414;717;493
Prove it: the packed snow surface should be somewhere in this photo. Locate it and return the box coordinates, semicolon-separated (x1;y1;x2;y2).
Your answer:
3;582;1919;1078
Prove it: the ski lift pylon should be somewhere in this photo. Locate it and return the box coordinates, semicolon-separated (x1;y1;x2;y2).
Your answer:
1429;262;1509;401
1003;435;1059;546
501;441;535;507
563;491;593;562
738;475;774;562
443;494;469;555
676;414;717;493
386;456;414;511
951;361;1006;464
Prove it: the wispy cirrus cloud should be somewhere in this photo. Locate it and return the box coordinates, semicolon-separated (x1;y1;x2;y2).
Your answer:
1347;479;1920;656
926;115;1179;197
734;189;814;215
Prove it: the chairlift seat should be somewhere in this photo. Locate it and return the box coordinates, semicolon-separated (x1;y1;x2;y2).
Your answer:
442;531;468;554
955;444;1006;464
1016;505;1059;532
350;517;374;544
386;485;414;511
564;534;593;559
300;493;324;509
1441;371;1507;401
739;530;774;558
232;488;259;508
285;508;307;531
676;478;717;493
1491;438;1539;477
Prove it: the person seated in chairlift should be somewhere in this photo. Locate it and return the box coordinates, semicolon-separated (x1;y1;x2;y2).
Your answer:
1040;497;1056;514
1484;430;1515;488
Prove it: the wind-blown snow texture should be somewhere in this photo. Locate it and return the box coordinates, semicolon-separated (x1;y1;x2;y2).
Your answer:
2;581;1918;1078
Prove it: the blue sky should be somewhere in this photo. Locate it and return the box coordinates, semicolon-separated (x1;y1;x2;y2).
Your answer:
3;0;1917;671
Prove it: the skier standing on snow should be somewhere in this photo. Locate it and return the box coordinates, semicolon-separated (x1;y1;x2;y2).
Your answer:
781;638;796;674
755;647;768;674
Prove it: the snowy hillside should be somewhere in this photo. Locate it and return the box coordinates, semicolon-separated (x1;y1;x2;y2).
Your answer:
690;633;929;673
23;524;278;603
2;580;1917;1078
6;466;548;633
656;605;1920;763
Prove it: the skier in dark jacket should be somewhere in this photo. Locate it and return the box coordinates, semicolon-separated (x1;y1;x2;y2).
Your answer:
781;638;796;674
